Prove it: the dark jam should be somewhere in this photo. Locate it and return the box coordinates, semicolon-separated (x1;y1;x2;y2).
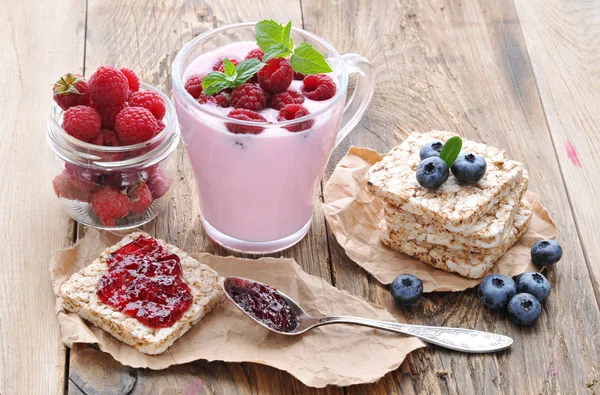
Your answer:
97;235;193;328
228;279;299;332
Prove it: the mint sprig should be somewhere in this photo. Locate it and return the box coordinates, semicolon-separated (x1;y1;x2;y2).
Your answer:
290;42;333;74
255;20;332;75
201;58;265;96
439;136;463;167
255;20;294;61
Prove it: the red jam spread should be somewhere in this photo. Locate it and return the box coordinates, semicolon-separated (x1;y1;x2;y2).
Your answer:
228;278;299;332
97;235;193;328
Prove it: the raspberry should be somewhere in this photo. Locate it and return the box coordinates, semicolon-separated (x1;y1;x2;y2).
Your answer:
53;73;90;110
214;93;230;108
302;74;336;101
231;83;267;111
115;107;158;145
293;71;305;80
268;90;305;110
93;102;126;129
213;58;239;72
88;65;129;105
129;182;153;214
196;94;215;105
244;48;264;61
184;74;205;98
147;168;171;198
197;93;230;108
90;128;120;147
226;109;267;135
63;105;101;142
52;170;94;202
128;91;166;120
102;169;149;189
258;58;293;94
92;187;132;226
53;171;76;199
65;163;99;192
156;120;166;132
120;68;140;92
277;104;314;132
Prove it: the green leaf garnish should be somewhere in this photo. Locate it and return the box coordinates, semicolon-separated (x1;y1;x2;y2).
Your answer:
254;20;331;74
255;20;294;62
201;73;231;95
439;136;463;167
290;42;333;74
263;45;292;62
235;58;264;82
201;58;266;96
281;21;294;51
222;58;237;77
255;20;288;51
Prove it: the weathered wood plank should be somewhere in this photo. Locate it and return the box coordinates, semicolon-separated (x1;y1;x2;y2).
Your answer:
302;0;600;393
71;1;339;393
0;1;86;394
514;0;600;300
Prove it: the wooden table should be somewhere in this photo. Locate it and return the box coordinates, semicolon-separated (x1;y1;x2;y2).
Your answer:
2;0;600;393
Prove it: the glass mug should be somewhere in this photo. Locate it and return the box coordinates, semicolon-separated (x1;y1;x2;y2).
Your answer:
172;22;375;253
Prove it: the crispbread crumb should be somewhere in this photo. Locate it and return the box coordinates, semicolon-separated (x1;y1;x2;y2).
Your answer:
59;232;225;355
367;131;524;230
381;202;533;279
384;172;528;251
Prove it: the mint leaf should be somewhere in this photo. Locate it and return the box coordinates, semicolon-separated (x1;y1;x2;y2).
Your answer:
235;59;265;83
255;20;294;62
263;45;292;62
222;59;237;77
282;21;294;51
201;72;232;95
201;59;266;96
439;136;463;167
290;42;333;74
255;20;286;51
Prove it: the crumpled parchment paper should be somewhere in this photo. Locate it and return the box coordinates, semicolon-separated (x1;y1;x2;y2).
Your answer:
323;147;558;292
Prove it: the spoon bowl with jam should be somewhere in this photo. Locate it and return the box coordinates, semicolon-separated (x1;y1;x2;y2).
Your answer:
224;277;513;354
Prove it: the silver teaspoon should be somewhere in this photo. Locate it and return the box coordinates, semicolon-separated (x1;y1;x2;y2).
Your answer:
224;277;513;354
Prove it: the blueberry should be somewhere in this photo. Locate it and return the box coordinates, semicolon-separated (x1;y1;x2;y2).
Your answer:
507;293;542;325
451;152;487;184
391;274;423;305
516;272;551;302
477;274;516;309
531;240;563;267
416;157;449;189
419;141;444;160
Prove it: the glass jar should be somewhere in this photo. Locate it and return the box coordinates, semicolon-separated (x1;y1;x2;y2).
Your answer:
46;82;180;229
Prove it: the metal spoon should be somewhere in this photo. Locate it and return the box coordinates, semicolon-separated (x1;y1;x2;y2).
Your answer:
224;277;513;353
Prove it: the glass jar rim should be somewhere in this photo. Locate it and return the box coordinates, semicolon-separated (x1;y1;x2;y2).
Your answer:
47;82;180;170
171;22;349;129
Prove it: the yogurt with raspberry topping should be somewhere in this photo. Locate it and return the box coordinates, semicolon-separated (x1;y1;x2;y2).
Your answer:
174;41;344;252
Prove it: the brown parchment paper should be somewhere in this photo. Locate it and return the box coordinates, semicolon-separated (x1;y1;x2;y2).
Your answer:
50;229;425;388
323;147;558;292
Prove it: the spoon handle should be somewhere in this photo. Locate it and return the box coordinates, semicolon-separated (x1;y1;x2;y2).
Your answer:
316;316;513;353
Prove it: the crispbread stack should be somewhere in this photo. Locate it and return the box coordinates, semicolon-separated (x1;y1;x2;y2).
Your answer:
59;232;225;355
367;131;532;279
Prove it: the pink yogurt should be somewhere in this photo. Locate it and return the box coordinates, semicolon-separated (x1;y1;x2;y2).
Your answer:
174;41;344;243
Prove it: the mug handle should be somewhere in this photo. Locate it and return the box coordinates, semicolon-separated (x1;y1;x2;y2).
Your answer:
335;53;376;148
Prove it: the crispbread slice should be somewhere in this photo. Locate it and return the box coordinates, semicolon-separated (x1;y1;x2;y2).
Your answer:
59;232;225;355
384;172;528;251
367;131;524;231
381;201;533;279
